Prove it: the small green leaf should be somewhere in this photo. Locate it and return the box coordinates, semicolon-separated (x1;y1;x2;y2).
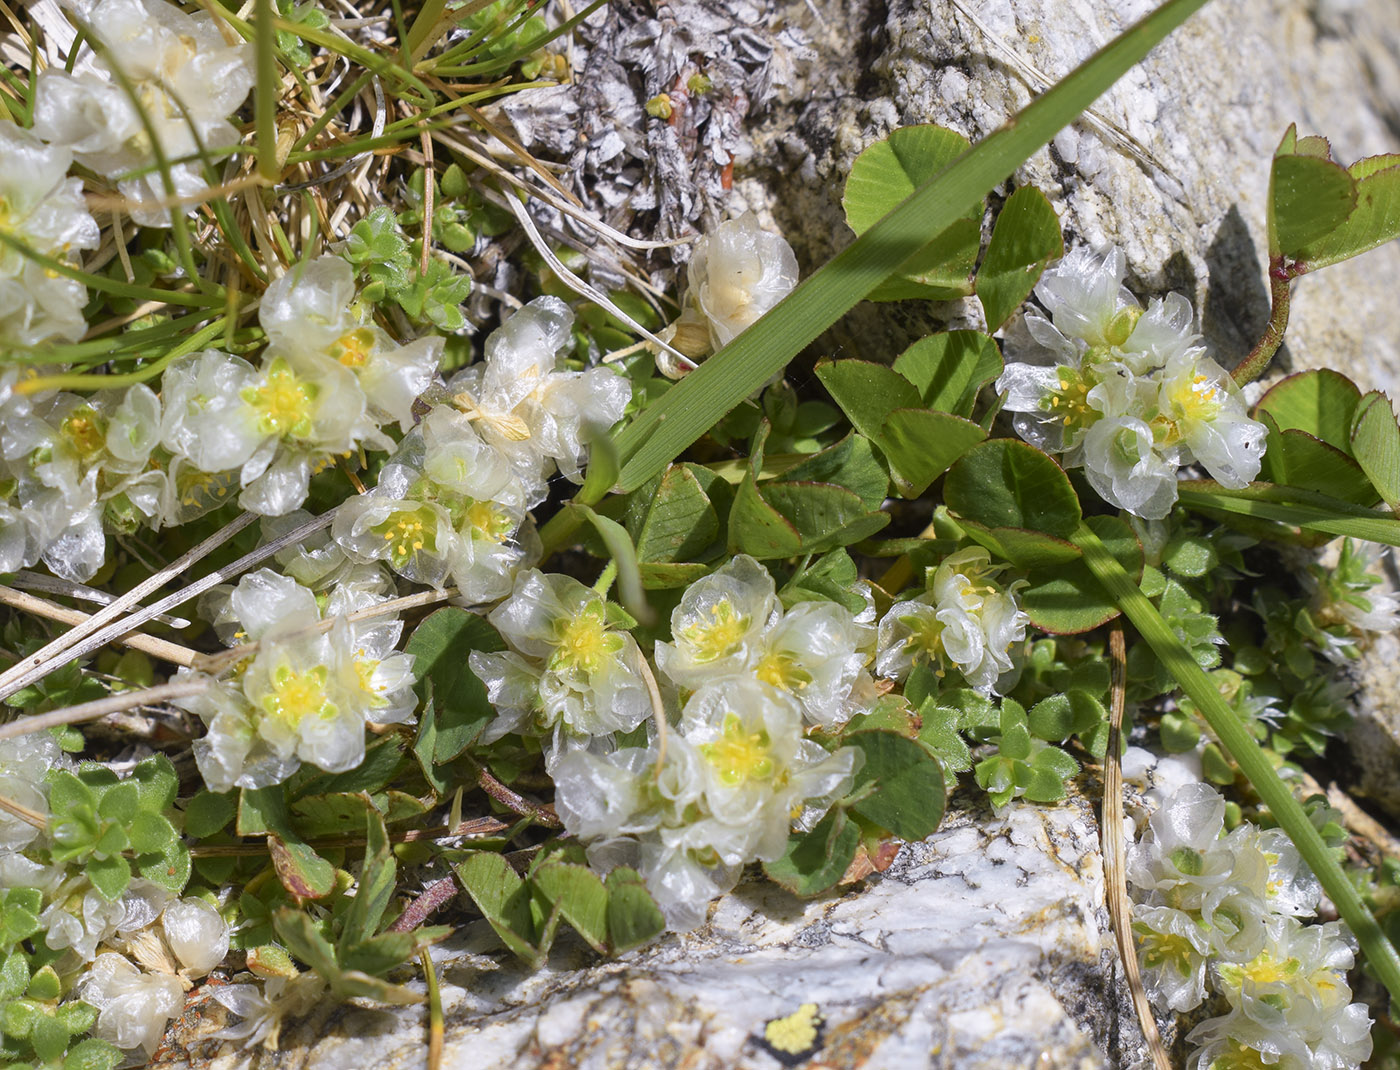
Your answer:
63;1038;125;1070
532;862;609;954
183;790;236;838
54;998;96;1033
876;408;987;497
605;867;666;953
815;360;921;440
268;836;336;900
127;811;176;855
762;808;860;896
634;465;720;564
843;125;981;299
778;434;889;511
339;804;396;951
1254;368;1362;450
915;702;972;788
893;331;1003;418
87;855;131;902
405;607;504;763
975;186;1063;331
31;1011;69;1063
1351;390;1400;508
1020;515;1142;634
844;731;946;841
1257;414;1379;505
273;907;340;978
128;754;178;813
944;439;1082;538
25;965;60;1002
1296;152;1400;269
134;836;191;893
454;852;543;965
1269;148;1357;259
957;519;1081;569
577;505;652;625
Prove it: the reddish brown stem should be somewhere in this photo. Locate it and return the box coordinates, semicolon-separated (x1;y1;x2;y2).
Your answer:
1233;256;1298;386
390;877;460;933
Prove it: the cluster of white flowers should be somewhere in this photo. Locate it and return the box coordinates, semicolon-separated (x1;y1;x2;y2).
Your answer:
332;294;626;600
34;0;254;227
172;562;416;793
0;122;100;348
1129;782;1372;1070
0;737;230;1060
472;557;869;928
664;211;799;373
874;547;1029;695
997;247;1267;519
0;254;446;581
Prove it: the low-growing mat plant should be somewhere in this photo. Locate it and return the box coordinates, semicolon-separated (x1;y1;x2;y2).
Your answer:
2;0;1400;1067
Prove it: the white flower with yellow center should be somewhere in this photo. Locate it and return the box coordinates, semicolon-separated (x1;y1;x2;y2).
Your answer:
478;569;651;746
0;122;99;348
655;554;781;689
261;256;442;432
1154;351;1266;489
875;547;1028;695
445;296;630;492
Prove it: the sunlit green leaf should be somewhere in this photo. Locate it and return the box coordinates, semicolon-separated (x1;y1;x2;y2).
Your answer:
893;330;1003;417
1351;390;1400;509
944;439;1081;538
762;808;859;896
1020;515;1142;633
975;186;1063;331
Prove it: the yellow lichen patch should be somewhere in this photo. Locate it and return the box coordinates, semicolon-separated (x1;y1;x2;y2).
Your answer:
759;1003;823;1065
700;712;774;786
679;599;750;664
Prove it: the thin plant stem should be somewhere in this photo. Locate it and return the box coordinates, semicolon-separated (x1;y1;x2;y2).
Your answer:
1232;257;1296;386
0;680;210;742
1071;520;1400;1006
255;0;281;182
0;587;199;668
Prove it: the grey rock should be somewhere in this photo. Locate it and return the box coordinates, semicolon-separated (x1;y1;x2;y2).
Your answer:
164;790;1163;1069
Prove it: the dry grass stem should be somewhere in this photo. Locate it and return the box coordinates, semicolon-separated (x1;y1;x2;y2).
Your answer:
0;679;211;741
0;586;200;668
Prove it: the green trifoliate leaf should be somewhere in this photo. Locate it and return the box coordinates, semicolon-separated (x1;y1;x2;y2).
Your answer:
182;790;236;838
1254;368;1362;450
843;730;946;842
531;862;609;954
1020;515;1142;635
605;867;665;953
1269;148;1356;258
944;438;1082;539
405;607;504;763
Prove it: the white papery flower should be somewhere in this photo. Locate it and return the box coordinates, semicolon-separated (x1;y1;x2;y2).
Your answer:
676;211;799;358
655;554;781;689
875;547;1028;694
34;0;253;227
1132;903;1212;1012
0;122;99;347
78;952;185;1057
211;973;327;1050
445;296;630;492
997;246;1267;519
160;347;387;516
181;568;417;791
159;896;230;976
262;256;442;432
478;569;651;746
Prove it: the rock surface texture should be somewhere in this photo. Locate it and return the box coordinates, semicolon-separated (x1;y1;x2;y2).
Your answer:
162;791;1159;1069
160;1;1400;1067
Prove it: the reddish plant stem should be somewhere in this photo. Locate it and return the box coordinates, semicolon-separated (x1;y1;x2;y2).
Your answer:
1233;256;1300;386
390;877;460;933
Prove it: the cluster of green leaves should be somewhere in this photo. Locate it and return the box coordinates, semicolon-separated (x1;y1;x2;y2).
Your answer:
341;207;473;331
455;848;664;968
45;755;189;901
765;717;947;897
399;165;514;257
0;890;121;1070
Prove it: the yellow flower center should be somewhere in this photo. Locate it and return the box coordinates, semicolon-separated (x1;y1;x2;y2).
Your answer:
333;327;376;368
463;499;514;542
899;611;945;665
352;653;384;706
1204;1040;1274;1070
1044;368;1095;429
373;508;435;567
1133;924;1198;978
243;358;317;438
60;407;107;462
680;599;749;663
550;602;621;675
261;663;333;728
700;712;775;786
754;650;811;692
1172;372;1223;423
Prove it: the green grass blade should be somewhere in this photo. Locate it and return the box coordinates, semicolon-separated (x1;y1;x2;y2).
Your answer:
1071;521;1400;1006
1178;485;1400;545
255;0;280;182
610;0;1211;494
